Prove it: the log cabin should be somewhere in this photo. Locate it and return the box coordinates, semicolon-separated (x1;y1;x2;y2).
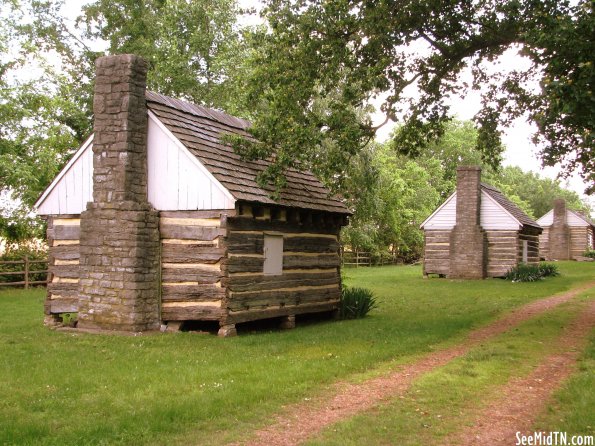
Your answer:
420;166;542;279
34;54;350;336
536;199;595;260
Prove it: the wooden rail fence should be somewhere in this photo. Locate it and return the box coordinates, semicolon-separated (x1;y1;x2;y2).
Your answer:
341;251;399;267
0;257;49;288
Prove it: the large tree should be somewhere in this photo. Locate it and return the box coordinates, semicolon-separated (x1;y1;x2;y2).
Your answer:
235;0;594;194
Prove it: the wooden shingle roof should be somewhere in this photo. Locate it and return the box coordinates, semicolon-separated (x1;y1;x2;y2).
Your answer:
146;91;350;214
481;183;541;230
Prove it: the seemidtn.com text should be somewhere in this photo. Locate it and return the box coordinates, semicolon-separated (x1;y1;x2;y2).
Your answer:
516;432;594;446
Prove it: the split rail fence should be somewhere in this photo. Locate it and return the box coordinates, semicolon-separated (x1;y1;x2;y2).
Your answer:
341;251;400;267
0;257;49;288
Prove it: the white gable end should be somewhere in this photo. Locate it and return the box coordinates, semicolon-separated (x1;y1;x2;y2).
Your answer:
35;115;235;216
421;191;520;230
536;210;553;226
536;209;590;228
35;135;94;215
146;112;235;210
567;210;590;227
420;193;456;229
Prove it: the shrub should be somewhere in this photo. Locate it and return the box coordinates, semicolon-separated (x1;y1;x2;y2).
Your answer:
505;262;559;282
537;262;560;277
339;287;378;319
584;248;595;259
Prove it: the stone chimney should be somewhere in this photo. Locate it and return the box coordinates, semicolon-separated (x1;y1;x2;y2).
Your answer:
449;166;487;279
77;55;160;331
548;198;570;260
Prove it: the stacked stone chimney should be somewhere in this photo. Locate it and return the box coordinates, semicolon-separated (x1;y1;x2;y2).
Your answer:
77;55;160;331
548;198;570;260
449;166;487;279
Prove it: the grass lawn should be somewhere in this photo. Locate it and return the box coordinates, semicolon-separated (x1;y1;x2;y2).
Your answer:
306;295;594;445
0;261;593;445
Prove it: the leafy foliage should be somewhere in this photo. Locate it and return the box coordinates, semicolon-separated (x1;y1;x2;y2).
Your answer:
583;249;595;259
505;262;560;282
339;286;377;319
236;0;595;193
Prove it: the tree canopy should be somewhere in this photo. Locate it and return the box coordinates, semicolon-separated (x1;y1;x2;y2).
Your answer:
235;0;594;194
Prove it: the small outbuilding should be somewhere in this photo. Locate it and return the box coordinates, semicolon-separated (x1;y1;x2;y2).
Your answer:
420;166;542;279
34;54;350;336
536;199;594;260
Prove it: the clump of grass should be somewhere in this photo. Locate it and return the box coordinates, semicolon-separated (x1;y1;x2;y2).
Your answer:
505;262;559;282
339;287;378;319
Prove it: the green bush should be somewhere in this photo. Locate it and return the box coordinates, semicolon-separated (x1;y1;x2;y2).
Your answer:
537;262;560;277
583;248;595;259
339;287;378;319
505;262;559;282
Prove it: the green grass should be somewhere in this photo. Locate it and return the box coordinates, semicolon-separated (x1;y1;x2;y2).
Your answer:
0;261;593;445
534;331;595;437
306;296;594;446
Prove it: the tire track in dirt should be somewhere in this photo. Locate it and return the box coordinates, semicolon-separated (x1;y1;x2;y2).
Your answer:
229;281;595;446
440;299;595;446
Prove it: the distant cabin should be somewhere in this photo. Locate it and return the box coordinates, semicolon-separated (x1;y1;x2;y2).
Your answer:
536;199;595;260
34;54;350;336
420;166;542;279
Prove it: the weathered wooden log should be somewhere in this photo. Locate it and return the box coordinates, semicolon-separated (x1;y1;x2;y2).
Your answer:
161;303;223;321
225;272;339;293
159;224;225;240
49;297;78;313
50;225;80;240
161;284;226;301
161;245;226;264
50;245;80;261
226;217;341;235
224;300;339;324
282;253;340;269
223;256;264;273
226;285;341;311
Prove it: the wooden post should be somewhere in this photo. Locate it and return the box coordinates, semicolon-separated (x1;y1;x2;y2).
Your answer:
24;256;29;289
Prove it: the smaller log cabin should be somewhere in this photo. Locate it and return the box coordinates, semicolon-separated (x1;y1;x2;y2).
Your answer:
536;199;595;260
420;166;542;279
34;54;350;336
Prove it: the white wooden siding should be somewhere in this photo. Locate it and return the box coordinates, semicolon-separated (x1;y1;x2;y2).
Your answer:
480;192;520;230
35;136;94;215
147;113;235;210
35;115;236;215
420;194;456;229
536;209;590;228
421;191;520;230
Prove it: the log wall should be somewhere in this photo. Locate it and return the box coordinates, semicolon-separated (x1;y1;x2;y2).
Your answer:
540;226;592;260
159;210;229;322
221;204;344;325
424;227;540;278
518;230;541;266
485;230;518;278
539;227;550;260
45;216;81;315
570;227;591;259
423;230;451;276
